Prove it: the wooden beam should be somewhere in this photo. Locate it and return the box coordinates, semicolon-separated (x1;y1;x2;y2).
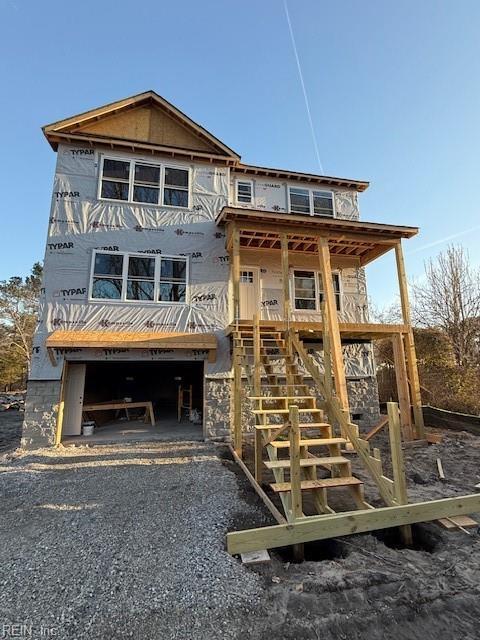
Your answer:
317;238;349;413
392;333;413;441
54;361;68;447
395;241;425;437
232;225;241;323
280;234;291;322
226;494;480;554
289;405;302;520
387;402;412;544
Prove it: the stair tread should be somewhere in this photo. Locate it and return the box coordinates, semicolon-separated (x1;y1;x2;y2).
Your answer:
264;456;349;469
270;437;346;448
253;408;323;414
249;395;315;400
254;423;330;430
270;477;363;492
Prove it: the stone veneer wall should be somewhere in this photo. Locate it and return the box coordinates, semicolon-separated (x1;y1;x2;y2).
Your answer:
204;378;232;441
21;380;62;449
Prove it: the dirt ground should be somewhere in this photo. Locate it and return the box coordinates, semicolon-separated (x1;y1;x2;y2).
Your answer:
1;413;480;639
0;410;23;453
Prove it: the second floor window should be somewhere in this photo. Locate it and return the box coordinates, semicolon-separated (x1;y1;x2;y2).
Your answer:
236;180;253;204
289;187;334;217
90;251;188;303
293;270;341;312
99;157;190;208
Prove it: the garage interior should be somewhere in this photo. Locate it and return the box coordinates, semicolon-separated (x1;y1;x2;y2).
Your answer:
63;360;205;444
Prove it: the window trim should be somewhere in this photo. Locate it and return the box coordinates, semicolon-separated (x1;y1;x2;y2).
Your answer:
235;179;254;205
288;186;335;218
97;155;191;209
88;249;190;305
291;269;342;313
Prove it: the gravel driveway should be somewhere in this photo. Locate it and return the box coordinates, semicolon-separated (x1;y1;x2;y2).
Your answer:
0;442;270;640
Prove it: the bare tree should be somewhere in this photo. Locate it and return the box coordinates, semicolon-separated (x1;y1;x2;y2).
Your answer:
0;263;43;379
413;245;480;366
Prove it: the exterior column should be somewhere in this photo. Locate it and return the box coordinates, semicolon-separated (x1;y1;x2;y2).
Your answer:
231;224;242;455
394;241;425;438
232;225;240;324
392;333;413;441
317;238;349;413
280;234;291;323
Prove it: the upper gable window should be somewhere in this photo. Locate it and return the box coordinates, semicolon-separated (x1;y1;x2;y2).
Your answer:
236;180;253;204
99;157;190;208
289;187;335;217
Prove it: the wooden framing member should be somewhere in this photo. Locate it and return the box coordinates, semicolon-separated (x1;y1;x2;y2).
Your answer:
392;332;413;441
387;402;412;544
54;360;68;446
280;234;291;322
226;493;480;554
317;238;349;414
394;241;425;438
232;224;242;456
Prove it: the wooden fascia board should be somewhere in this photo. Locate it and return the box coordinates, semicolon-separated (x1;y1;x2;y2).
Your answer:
237;244;361;268
45;131;238;165
226;493;480;554
233;165;369;192
229;220;399;247
46;331;217;351
216;208;419;239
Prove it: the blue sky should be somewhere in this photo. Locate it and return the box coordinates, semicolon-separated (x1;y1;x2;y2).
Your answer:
1;0;479;308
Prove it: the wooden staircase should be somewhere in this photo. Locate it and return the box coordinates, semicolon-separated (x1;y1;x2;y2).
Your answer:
232;321;371;519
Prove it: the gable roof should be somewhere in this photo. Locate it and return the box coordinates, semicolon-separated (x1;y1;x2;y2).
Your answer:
43;90;240;162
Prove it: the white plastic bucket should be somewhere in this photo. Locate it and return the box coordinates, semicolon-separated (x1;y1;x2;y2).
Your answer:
82;422;95;436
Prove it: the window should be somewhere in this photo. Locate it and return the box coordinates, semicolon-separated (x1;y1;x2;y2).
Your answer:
293;270;341;311
133;163;161;204
289;187;334;217
99;157;190;208
293;271;317;310
90;251;188;303
100;159;130;201
163;167;189;207
236;180;253;204
91;252;124;299
158;257;187;302
127;255;155;301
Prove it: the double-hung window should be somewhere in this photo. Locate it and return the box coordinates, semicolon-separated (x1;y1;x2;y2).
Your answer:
236;180;253;204
90;251;188;303
99;157;190;208
289;187;334;217
293;270;341;311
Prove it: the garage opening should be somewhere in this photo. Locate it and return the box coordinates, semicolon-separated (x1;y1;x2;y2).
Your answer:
61;360;204;444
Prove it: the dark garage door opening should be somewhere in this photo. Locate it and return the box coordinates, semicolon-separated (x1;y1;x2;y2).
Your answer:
70;360;204;443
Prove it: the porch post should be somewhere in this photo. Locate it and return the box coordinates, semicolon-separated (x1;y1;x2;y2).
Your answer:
231;224;243;456
317;238;349;414
392;333;414;441
232;225;241;325
280;234;291;323
394;241;425;438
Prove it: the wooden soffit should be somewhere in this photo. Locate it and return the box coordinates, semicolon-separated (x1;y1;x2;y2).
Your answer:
219;207;418;266
43;91;240;162
46;330;217;362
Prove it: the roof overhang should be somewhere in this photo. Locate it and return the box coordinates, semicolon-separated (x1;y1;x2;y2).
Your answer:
232;164;369;192
46;331;218;363
217;207;418;266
